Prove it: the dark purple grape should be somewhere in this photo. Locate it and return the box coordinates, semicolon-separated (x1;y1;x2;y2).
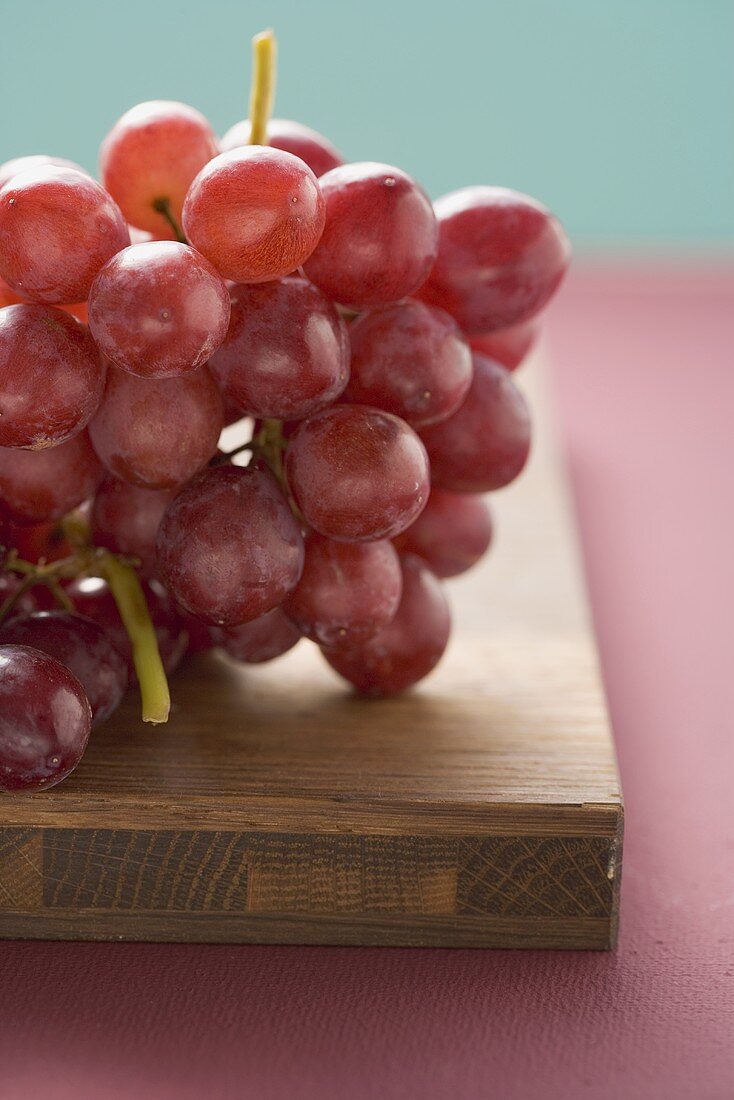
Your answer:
0;611;127;727
284;405;430;542
209;276;349;420
0;644;91;791
212;606;301;664
420;354;531;492
283;534;402;647
156;465;304;626
393;489;493;578
345;299;471;427
323;555;451;696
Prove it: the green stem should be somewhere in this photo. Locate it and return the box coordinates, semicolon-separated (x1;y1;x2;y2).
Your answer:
257;418;285;484
97;552;170;725
249;29;277;145
152;197;187;244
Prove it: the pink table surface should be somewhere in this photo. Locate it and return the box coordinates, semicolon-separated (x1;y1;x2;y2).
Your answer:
1;263;733;1100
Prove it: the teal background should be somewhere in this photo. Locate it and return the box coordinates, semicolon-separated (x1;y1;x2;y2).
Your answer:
0;0;731;249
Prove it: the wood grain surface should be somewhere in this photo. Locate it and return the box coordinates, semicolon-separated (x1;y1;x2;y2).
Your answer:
0;355;623;948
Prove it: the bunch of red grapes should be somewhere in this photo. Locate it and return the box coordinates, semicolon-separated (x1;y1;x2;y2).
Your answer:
0;34;569;793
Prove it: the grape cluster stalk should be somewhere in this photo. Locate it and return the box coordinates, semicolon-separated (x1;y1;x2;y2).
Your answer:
0;29;570;792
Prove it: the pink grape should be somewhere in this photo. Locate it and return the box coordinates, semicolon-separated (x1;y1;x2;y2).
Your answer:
156;465;304;626
220;117;343;177
303;163;438;309
393;489;493;578
65;575;188;678
283;534;402;647
345;299;472;427
420;353;531;492
285;404;430;542
88;364;223;489
100;100;218;235
0;432;102;523
418;187;570;333
323;554;451;696
0;165;130;304
0;644;91;791
468;318;540;371
209;276;349;420
182;147;325;283
91;476;175;575
0;611;127;727
212;607;301;664
0;304;105;449
0;154;87;191
88;242;230;378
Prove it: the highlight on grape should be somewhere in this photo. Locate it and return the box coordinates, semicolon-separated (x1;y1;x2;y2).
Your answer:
0;30;570;792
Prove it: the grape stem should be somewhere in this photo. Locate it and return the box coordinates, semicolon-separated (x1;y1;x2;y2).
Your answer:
96;552;171;725
257;418;285;483
248;29;277;145
1;544;171;725
152;197;187;244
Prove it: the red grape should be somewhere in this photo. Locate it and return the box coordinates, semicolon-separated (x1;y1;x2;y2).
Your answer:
0;165;130;304
88;242;230;379
0;304;105;449
0;518;73;564
156;465;304;626
283;534;402;647
303;163;438;309
420;354;531;492
323;554;451;696
65;575;188;677
0;644;91;791
209;276;349;420
0;611;127;727
91;476;175;575
285;405;429;541
100;100;218;235
220;117;343;177
345;300;472;427
0;432;102;523
183;147;325;284
468;318;540;371
212;606;301;663
0;572;37;616
0;154;87;191
418;187;570;333
393;488;493;578
0;274;22;307
88;364;223;489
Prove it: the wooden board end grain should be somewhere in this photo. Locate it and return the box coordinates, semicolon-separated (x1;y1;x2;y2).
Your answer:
0;353;623;948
